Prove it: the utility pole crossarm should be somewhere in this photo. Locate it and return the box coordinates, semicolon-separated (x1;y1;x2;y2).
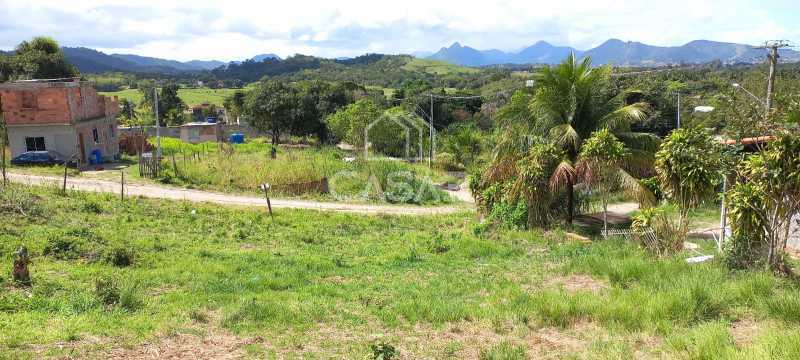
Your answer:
755;40;792;116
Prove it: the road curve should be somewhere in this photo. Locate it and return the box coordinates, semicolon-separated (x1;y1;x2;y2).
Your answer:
7;172;472;216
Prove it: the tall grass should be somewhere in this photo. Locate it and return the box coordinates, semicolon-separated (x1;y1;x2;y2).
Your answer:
153;139;453;204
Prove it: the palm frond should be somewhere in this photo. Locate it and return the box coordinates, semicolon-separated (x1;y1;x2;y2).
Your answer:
549;124;580;152
549;160;576;191
616;168;656;208
620;148;656;178
601;102;649;131
616;132;662;153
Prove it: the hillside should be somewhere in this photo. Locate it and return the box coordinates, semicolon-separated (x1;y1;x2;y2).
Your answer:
61;47;224;74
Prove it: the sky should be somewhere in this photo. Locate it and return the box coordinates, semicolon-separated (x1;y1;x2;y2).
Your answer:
0;0;797;62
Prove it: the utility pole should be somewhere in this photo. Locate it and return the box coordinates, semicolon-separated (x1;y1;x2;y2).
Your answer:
676;91;681;128
429;93;434;167
154;87;161;159
757;40;791;117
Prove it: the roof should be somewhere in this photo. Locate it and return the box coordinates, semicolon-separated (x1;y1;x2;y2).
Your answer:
0;78;84;89
721;136;776;146
181;122;219;127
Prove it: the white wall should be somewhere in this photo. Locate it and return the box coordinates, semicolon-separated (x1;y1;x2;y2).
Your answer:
7;125;77;158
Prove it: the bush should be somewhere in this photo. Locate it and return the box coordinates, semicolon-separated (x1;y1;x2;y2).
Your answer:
631;206;683;256
94;277;120;306
434;152;463;171
0;184;41;216
94;277;142;311
43;236;84;260
103;245;135;267
370;342;397;360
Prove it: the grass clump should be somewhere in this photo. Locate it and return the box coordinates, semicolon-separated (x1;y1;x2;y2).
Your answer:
479;341;527;360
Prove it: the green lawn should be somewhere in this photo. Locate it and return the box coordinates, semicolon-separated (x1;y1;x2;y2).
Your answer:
401;58;480;75
100;88;244;107
1;184;800;358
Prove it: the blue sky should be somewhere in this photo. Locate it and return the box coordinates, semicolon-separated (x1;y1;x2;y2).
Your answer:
0;0;797;61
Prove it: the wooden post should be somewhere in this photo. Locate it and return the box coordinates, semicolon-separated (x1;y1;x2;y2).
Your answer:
120;170;125;201
171;153;177;175
260;183;273;219
62;158;68;194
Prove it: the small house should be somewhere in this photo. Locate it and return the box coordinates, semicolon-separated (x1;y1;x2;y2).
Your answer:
180;122;222;144
0;78;120;165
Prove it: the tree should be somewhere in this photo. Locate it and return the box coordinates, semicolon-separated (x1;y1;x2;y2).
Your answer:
727;131;800;270
489;54;658;225
655;126;722;244
578;129;652;234
158;83;186;126
118;99;138;126
6;37;78;80
244;81;298;158
325;99;382;148
223;90;247;123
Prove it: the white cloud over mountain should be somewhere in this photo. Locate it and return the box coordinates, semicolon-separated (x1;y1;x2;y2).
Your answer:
0;0;796;61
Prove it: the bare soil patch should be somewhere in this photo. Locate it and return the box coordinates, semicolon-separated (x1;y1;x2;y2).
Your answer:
547;274;609;293
730;317;764;346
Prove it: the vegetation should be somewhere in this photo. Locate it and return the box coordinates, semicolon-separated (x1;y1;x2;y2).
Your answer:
726;130;800;271
2;184;800;358
474;54;658;228
0;37;78;82
152;138;453;205
655;126;723;246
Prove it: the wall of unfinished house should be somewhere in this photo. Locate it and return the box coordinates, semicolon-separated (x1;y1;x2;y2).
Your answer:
0;82;120;162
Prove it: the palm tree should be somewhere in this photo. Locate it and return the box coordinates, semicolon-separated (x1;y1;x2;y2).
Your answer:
530;53;660;224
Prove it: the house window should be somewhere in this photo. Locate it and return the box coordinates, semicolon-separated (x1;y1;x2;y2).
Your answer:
25;137;46;151
92;128;100;144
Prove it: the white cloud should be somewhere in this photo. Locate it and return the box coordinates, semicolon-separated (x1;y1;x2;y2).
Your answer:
0;0;795;61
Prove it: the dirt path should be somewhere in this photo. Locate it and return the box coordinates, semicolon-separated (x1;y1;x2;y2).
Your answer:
606;202;639;215
7;172;472;216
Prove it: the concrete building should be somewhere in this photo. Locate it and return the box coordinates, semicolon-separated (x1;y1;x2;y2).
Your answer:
180;122;222;144
0;79;119;165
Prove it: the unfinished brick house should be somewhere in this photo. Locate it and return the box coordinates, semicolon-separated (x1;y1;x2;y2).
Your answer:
0;78;120;165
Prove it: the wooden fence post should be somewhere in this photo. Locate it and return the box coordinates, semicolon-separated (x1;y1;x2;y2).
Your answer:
120;171;125;201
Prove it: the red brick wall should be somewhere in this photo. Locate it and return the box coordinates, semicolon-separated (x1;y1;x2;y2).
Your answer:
0;83;118;126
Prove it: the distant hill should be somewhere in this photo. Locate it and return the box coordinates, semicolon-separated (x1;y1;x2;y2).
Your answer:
251;54;281;62
427;39;800;66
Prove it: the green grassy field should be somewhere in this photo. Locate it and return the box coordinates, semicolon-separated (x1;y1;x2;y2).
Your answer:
1;184;800;358
401;58;480;75
153;138;456;204
100;88;243;107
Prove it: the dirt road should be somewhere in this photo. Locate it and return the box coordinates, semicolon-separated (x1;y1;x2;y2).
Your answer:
7;172;472;216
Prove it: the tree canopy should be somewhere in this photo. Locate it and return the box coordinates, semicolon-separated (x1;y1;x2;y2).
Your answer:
1;37;78;81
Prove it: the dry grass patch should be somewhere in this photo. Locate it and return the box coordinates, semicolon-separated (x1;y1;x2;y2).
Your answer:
546;274;609;293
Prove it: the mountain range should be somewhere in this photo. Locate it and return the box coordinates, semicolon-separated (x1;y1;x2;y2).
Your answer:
427;39;800;66
4;39;798;75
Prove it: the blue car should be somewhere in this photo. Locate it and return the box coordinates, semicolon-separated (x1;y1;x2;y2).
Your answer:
11;151;69;166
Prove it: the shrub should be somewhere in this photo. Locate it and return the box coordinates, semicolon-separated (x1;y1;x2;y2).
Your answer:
94;277;120;306
0;184;40;216
434;152;462;171
103;245;135;267
43;236;84;260
370;342;397;360
655;127;722;243
631;206;682;256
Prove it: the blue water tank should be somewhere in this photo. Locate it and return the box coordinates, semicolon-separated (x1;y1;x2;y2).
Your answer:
229;133;245;144
90;149;102;165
